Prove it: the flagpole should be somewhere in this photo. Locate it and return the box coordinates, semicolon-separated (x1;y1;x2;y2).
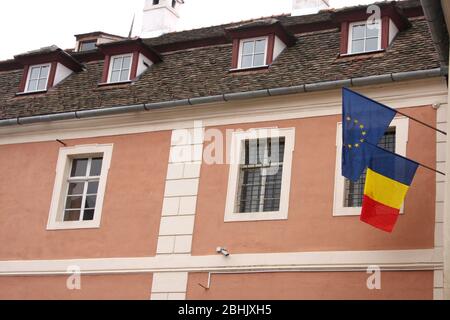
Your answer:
394;109;447;136
365;141;446;176
344;88;447;136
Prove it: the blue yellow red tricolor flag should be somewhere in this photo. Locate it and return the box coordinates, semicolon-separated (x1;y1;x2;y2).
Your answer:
342;88;419;232
361;143;419;232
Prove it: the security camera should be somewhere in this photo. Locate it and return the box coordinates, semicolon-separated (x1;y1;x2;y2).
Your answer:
216;247;230;257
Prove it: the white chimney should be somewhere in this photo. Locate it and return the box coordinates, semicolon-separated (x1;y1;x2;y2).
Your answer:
141;0;184;38
292;0;330;16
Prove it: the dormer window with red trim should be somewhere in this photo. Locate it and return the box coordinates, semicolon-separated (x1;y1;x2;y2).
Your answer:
239;37;268;69
338;3;409;56
225;19;296;71
25;63;51;92
14;45;83;95
108;54;132;83
348;20;381;54
98;38;161;85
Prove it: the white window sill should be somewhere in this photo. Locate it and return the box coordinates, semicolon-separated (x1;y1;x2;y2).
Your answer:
339;49;385;57
98;80;132;87
16;89;48;96
229;65;269;72
47;220;101;230
224;211;288;222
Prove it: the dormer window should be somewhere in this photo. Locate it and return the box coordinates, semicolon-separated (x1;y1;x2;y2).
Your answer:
14;45;83;95
348;20;381;54
153;0;160;4
225;19;295;71
239;37;268;69
78;40;97;52
108;54;132;83
338;3;410;56
97;38;162;86
26;64;50;92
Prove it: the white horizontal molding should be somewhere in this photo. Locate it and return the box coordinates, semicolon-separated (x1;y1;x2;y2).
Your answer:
0;248;443;276
0;78;447;145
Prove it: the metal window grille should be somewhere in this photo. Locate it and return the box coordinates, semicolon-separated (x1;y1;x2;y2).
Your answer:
344;129;396;207
236;137;285;213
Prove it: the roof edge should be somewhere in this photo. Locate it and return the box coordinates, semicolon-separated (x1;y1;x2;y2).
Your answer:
0;67;446;127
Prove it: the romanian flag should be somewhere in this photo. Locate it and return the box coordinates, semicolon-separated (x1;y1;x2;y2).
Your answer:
360;137;419;232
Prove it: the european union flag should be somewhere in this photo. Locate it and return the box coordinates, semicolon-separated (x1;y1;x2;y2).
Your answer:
342;88;397;181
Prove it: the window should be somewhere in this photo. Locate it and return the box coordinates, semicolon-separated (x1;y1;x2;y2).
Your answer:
348;20;381;54
238;37;268;69
172;0;176;8
108;54;132;83
344;129;395;207
224;127;295;222
237;138;285;213
26;64;50;92
333;117;408;216
47;144;113;230
63;157;103;222
79;40;97;52
153;0;159;5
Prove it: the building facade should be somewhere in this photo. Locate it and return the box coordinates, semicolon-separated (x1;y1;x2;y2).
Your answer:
0;0;447;299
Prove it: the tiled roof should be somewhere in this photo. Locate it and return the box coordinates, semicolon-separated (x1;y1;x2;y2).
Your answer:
0;0;440;120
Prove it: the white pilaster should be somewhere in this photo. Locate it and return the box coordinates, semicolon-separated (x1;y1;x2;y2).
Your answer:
151;123;204;300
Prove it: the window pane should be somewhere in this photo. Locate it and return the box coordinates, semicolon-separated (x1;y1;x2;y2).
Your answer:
352;24;365;40
110;70;120;83
122;56;132;69
241;55;253;68
39;66;49;79
254;39;266;54
68;182;85;195
87;181;99;194
64;210;80;221
120;69;130;81
70;158;88;177
27;79;38;92
30;67;40;80
242;41;254;55
83;209;95;221
238;168;262;213
80;41;96;51
253;53;265;66
89;158;103;176
37;78;47;90
351;39;364;53
366;23;380;38
112;58;122;71
85;195;97;209
365;37;379;52
263;165;283;211
65;196;82;209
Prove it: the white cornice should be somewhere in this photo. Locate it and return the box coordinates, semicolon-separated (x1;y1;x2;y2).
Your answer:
0;78;447;146
0;248;442;276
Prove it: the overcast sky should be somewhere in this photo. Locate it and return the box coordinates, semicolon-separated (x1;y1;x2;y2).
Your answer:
0;0;383;60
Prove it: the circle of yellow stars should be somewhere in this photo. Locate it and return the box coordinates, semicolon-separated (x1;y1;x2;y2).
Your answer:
345;116;367;149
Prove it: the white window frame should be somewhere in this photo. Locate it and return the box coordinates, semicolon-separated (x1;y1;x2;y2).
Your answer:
348;20;382;54
47;144;113;230
333;117;409;216
107;53;133;83
237;36;269;69
25;63;51;93
224;127;295;222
